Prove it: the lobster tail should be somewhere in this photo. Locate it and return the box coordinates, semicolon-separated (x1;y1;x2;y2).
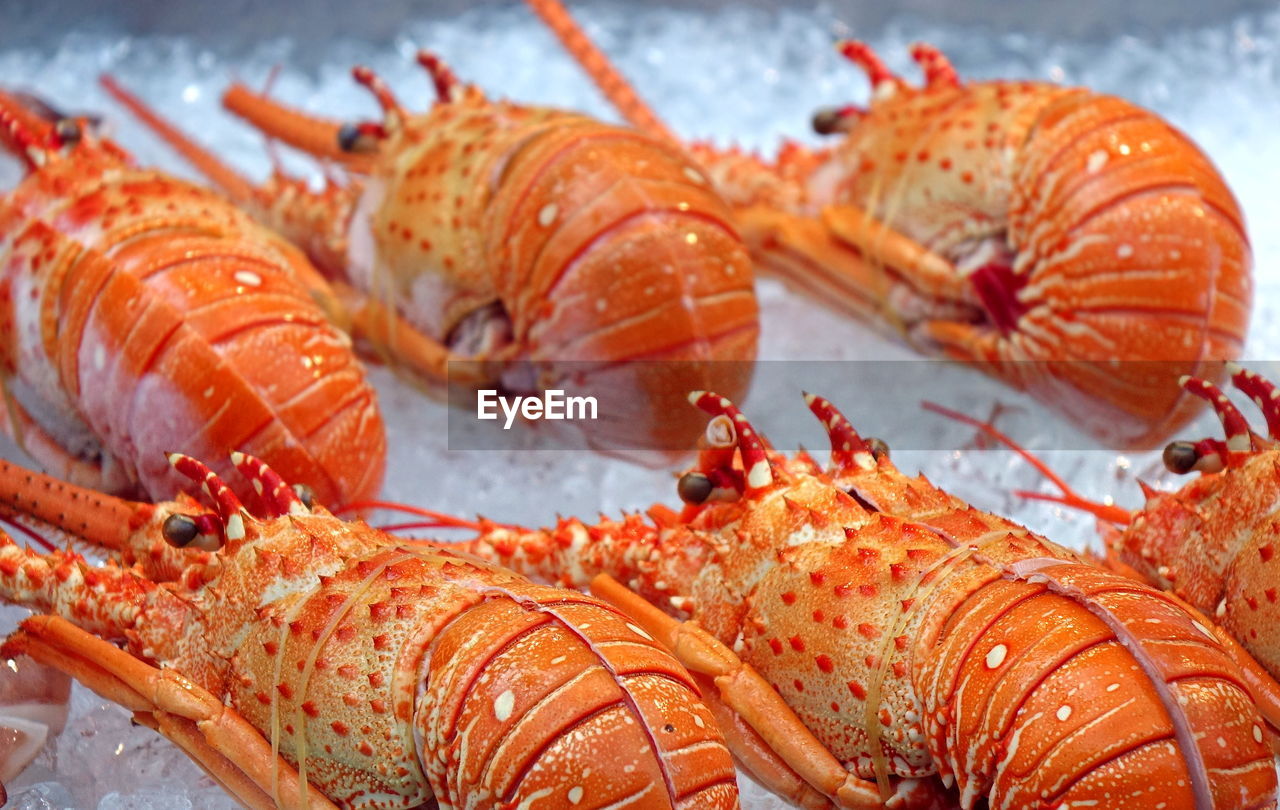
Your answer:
488;122;759;450
919;560;1275;808
1007;91;1251;445
0;107;386;508
418;584;738;808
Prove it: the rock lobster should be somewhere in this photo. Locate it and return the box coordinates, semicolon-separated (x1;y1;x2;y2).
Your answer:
0;89;385;508
100;50;759;450
0;452;739;808
524;0;1252;448
936;365;1280;726
442;391;1279;808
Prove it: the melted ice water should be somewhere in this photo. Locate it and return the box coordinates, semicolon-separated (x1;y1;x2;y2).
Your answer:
1;3;1279;807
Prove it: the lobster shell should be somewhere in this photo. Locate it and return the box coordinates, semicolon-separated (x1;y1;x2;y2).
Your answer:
0;454;740;808
0;90;385;507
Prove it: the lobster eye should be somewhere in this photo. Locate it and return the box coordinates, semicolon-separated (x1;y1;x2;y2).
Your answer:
677;472;713;505
811;106;857;136
54;118;81;146
867;437;890;461
292;483;315;509
1162;441;1199;475
162;513;200;547
337;121;380;154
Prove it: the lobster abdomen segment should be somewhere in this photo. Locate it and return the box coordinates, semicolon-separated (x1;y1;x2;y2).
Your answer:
420;585;738;808
920;562;1276;809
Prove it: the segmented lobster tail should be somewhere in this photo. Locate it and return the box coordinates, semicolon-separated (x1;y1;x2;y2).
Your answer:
486;120;759;450
0;89;386;508
418;585;738;807
1006;91;1251;443
920;560;1275;809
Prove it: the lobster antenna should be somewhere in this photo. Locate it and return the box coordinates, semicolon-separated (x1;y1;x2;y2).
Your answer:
803;392;875;471
334;499;487;531
688;391;774;493
167;453;249;541
522;0;677;142
921;401;1134;525
416;51;461;103
908;43;961;88
1176;375;1255;470
0;91;59;169
229;452;308;518
836;40;901;90
100;75;265;207
351;65;406;130
1226;363;1280;440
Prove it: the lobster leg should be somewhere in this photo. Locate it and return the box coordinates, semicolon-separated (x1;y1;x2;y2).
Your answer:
735;206;895;321
591;573;883;809
5;616;337;810
330;281;494;388
133;711;279;810
820;204;966;301
691;672;833;810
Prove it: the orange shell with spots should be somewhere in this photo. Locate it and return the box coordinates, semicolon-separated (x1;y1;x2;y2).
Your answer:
518;0;1252;448
0;90;385;509
464;395;1277;808
108;61;760;454
820;79;1250;446
0;456;739;808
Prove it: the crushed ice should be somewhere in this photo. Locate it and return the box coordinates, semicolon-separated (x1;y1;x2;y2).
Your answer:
1;2;1278;807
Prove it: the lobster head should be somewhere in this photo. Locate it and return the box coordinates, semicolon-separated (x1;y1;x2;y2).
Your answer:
671;389;941;532
0;90;123;176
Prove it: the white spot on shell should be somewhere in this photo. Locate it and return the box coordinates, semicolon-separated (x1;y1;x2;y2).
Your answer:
225;512;246;541
746;459;772;489
494;689;515;722
1116;244;1133;259
567;786;584;804
1056;705;1072;721
234;270;262;287
538;203;558;227
985;644;1008;669
1086;149;1109;173
1106;682;1120;692
626;623;654;641
683;166;705;185
1254;724;1264;744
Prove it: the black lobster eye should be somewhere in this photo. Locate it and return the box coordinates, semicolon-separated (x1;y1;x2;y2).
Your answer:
866;437;889;460
54;118;82;146
292;483;315;509
337;121;362;152
677;472;713;505
162;513;200;547
811;106;845;135
1162;441;1199;475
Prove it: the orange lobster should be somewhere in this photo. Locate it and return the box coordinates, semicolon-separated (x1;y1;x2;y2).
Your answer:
100;51;759;450
0;90;385;508
0;452;740;809
428;391;1279;808
939;366;1280;716
524;0;1252;448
